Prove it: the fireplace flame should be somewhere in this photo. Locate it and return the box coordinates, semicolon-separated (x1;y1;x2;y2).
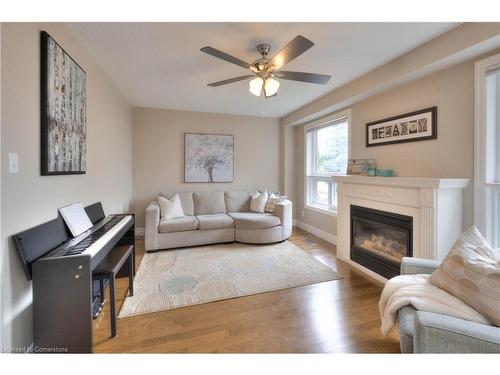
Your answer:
360;234;407;263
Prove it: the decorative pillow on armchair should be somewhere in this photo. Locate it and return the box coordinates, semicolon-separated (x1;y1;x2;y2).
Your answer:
429;226;500;326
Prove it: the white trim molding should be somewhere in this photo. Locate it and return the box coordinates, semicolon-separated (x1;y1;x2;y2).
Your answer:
135;227;145;237
303;108;352;220
474;52;500;247
294;220;337;245
304;205;338;218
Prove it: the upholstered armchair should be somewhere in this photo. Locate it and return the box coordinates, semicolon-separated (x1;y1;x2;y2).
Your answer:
397;257;500;353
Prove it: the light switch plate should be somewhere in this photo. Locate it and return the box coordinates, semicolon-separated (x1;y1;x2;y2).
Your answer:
9;152;19;174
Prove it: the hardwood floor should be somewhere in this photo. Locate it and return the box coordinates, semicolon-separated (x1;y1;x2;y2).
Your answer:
92;227;400;353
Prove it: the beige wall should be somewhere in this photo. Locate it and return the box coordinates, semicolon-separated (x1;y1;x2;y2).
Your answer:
294;58;482;236
132;107;280;227
1;23;133;348
350;60;474;179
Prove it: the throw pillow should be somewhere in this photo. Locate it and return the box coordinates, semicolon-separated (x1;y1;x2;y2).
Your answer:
265;193;281;213
157;194;185;220
250;190;268;213
429;225;500;326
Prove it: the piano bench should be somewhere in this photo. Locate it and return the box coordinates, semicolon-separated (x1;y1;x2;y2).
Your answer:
93;245;134;338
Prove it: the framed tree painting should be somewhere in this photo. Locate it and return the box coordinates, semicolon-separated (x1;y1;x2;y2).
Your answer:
41;31;87;175
184;133;234;183
366;106;437;147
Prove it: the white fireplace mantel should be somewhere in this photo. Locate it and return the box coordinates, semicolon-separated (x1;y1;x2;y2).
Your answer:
333;175;469;190
333;175;470;283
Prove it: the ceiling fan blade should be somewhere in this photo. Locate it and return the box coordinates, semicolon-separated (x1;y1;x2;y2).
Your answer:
274;71;331;84
201;46;252;70
207;75;254;87
270;35;315;70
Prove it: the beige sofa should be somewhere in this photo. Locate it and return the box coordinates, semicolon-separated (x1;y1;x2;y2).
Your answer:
145;190;293;252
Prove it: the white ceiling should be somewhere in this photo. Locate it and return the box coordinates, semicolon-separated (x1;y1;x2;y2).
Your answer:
68;22;458;118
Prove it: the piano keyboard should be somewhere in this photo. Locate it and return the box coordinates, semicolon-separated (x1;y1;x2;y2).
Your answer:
63;215;132;257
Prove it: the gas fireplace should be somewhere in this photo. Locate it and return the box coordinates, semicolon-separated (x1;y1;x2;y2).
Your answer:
350;205;413;278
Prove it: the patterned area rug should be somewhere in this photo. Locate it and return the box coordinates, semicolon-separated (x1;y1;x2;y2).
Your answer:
118;241;342;318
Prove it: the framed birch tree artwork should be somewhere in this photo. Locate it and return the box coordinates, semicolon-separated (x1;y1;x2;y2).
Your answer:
184;133;234;183
41;31;87;175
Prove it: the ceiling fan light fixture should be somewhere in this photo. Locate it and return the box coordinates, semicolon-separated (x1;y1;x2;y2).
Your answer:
264;77;280;97
249;76;264;96
202;36;331;96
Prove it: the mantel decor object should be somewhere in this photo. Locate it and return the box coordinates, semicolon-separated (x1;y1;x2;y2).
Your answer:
347;159;377;175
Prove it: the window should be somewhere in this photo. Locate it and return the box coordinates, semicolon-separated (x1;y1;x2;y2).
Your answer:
485;67;500;184
305;114;349;214
475;53;500;247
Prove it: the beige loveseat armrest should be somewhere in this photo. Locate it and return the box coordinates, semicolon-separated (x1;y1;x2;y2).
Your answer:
274;200;293;240
145;201;160;251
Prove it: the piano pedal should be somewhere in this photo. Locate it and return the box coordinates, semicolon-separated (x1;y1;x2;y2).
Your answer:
92;305;103;319
92;298;105;319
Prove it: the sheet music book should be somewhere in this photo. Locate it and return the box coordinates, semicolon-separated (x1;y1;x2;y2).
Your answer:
59;202;93;237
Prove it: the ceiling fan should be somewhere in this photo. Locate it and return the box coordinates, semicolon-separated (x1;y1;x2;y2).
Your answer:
200;35;331;98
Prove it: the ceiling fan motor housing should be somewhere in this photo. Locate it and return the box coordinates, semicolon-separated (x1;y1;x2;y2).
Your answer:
253;44;273;73
256;43;271;56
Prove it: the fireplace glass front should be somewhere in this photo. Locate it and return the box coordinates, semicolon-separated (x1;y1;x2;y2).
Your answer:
350;205;412;278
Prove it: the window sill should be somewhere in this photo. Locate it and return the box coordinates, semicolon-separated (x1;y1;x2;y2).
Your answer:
304;205;338;218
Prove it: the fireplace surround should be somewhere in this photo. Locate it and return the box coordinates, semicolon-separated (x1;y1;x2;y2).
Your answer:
351;205;413;278
333;175;469;283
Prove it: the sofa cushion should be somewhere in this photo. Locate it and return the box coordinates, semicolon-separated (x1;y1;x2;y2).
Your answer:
160;191;194;216
224;190;254;212
250;190;268;213
157;194;184;220
196;214;234;230
228;212;281;230
265;193;282;213
158;216;198;233
193;191;226;215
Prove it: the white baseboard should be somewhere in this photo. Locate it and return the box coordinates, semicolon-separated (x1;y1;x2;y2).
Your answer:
135;227;145;237
294;220;337;245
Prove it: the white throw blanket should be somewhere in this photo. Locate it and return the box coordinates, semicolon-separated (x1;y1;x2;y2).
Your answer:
379;274;491;335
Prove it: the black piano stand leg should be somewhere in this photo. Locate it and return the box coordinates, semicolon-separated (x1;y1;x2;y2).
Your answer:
132;246;136;277
109;276;117;338
100;279;105;303
128;254;134;297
